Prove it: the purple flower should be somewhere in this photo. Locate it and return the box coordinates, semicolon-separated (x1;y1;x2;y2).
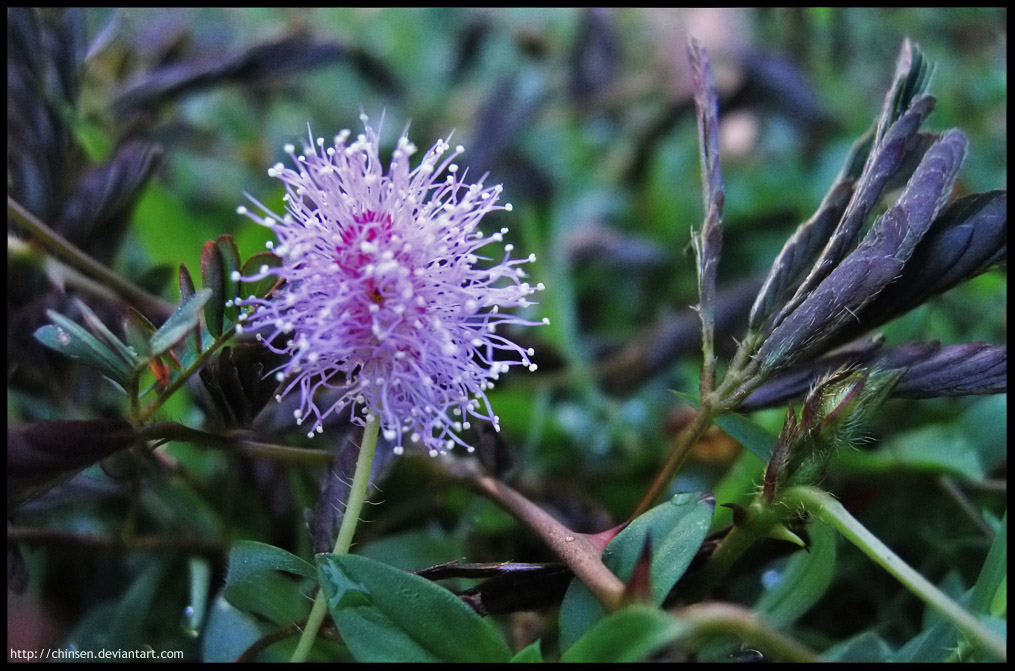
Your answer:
235;117;545;456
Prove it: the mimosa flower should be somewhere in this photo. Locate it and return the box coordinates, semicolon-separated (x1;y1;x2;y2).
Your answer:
235;116;545;456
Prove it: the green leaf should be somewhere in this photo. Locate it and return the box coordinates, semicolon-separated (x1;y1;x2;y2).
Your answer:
510;640;545;663
755;519;837;626
318;553;511;663
123;306;156;359
149;288;212;357
65;560;169;652
224;570;310;628
837;424;984;479
201;241;226;338
606;492;715;605
824;631;896;662
714;412;778;462
711;449;765;530
202;594;271;663
673;391;777;461
560;605;684;663
35;312;133;390
225;540;317;587
216;235;243;323
970;512;1006;615
221;541;317;630
330;606;443;663
178;264;201;353
183;557;212;636
558;493;714;651
358;527;468;573
239;252;283;300
559;579;606;654
73;299;140;371
892;609;962;662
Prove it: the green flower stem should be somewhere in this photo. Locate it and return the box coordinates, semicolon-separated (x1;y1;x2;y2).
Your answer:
8;195;174;320
692;500;791;600
629;403;717;521
291;415;380;663
136;325;237;424
724;329;762;382
714;355;765;410
674;602;820;662
783;486;1007;661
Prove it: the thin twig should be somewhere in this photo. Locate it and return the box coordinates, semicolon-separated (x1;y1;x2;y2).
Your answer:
8;195;174;320
688;39;725;401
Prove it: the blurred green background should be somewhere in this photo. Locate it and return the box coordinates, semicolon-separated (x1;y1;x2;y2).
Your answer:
9;7;1006;662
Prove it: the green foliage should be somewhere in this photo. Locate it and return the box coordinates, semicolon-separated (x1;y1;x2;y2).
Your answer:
677;391;778;461
560;606;685;663
509;640;545;663
35;307;140;392
226;540;317;585
318;554;512;663
754;520;837;627
559;493;714;651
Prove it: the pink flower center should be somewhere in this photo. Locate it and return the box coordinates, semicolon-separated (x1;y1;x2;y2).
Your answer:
334;210;396;305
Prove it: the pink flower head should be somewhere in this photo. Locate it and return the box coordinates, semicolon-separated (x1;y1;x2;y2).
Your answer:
235;116;546;456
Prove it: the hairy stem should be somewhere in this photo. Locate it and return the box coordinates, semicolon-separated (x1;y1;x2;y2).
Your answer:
784;486;1006;661
467;472;626;612
291;415;380;663
136;325;238;423
629;403;717;521
690;500;791;600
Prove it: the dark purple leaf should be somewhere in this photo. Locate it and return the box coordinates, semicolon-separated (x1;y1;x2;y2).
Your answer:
891;342;1006;398
456;563;574;616
7;8;84;221
8;545;29;594
199;345;286;429
8;419;136;510
450;13;492;79
598;279;759;395
758;252;904;371
566;224;666;270
689;38;725;385
759;130;967;372
771;95;936;332
876;40;933;146
743;340;1005;410
463;74;546;178
689;39;725;228
850;190;1007;332
727;50;831;132
749;180;854;330
864;129;967;260
112;35;354;114
54;141;163;265
740;338;886;411
569;8;618;104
